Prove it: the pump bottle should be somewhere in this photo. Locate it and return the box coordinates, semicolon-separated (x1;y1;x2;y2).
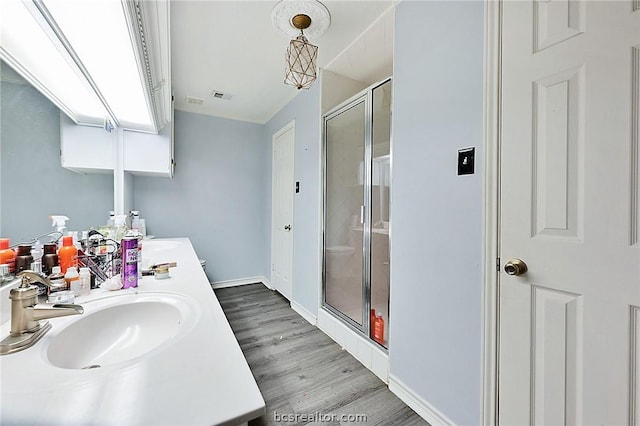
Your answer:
50;215;69;247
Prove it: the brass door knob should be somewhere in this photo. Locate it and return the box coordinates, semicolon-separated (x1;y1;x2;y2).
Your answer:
504;259;527;276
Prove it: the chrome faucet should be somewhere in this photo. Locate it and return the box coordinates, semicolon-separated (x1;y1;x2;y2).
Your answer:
0;270;84;355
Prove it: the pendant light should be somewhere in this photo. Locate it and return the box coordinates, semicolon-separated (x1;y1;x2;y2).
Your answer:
272;0;331;90
284;14;317;90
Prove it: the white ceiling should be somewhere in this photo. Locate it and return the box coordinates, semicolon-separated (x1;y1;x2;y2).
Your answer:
170;1;395;124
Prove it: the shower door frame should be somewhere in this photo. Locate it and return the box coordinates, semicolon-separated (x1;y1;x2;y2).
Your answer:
321;77;391;344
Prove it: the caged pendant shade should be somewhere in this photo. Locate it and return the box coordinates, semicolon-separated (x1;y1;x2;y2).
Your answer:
284;14;318;90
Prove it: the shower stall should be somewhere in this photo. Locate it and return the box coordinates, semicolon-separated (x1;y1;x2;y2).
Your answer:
322;78;391;348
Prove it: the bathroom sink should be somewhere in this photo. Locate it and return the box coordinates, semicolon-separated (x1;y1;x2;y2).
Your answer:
142;240;183;253
46;293;197;369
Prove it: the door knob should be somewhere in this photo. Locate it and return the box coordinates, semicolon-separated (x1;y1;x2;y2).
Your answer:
284;224;292;231
504;259;527;276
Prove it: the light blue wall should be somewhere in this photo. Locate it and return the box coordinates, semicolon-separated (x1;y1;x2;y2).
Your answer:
0;77;113;243
389;2;484;425
264;84;321;316
133;110;269;283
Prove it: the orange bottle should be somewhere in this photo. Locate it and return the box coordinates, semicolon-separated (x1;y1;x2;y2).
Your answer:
58;236;78;274
370;309;376;337
0;238;16;273
373;314;385;345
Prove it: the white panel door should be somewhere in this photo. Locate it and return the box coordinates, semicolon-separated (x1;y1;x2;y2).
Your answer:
499;1;640;424
271;122;295;301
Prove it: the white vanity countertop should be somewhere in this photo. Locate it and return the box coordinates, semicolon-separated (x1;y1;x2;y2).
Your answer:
0;237;265;425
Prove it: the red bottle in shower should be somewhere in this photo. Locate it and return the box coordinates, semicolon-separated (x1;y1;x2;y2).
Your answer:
373;314;385;345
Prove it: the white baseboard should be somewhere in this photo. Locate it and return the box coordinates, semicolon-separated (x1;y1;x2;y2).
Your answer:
317;308;389;383
261;276;273;289
388;375;455;426
211;276;270;289
291;301;317;325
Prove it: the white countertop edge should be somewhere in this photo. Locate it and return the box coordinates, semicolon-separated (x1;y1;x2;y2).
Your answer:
0;237;265;425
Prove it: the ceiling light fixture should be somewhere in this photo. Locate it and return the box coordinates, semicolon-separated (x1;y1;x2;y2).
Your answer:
272;0;330;90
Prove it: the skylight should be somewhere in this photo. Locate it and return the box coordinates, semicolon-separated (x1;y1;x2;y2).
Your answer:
0;0;162;133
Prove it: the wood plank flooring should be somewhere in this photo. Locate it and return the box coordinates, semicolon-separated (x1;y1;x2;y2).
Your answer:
215;283;429;426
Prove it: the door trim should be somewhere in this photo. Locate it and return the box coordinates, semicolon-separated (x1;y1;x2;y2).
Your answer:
482;1;502;425
271;119;296;300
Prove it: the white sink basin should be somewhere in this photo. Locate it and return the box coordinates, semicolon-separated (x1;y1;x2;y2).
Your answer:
143;240;183;253
46;293;198;369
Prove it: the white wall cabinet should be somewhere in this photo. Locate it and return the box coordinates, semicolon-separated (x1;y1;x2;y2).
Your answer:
123;122;174;177
60;114;114;173
60;112;174;178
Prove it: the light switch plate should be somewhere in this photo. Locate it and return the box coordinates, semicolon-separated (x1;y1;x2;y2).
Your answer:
458;147;475;175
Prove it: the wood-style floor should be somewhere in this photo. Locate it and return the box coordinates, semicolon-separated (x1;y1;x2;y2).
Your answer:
215;283;429;426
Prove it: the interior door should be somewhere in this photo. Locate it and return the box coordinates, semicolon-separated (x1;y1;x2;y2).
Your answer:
499;1;640;424
271;122;295;301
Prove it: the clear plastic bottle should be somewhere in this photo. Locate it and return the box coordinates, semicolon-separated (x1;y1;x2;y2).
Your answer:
65;266;80;295
48;265;73;303
130;211;141;233
31;240;43;264
77;267;91;296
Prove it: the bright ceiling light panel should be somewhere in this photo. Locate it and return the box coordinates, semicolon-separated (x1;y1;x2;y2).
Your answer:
43;0;154;130
0;0;109;123
0;0;159;132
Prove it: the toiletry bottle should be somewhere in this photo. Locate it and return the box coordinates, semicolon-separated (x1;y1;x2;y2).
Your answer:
65;266;80;294
15;245;33;273
121;236;138;289
0;264;11;284
373;314;385;345
42;243;59;275
30;260;48;303
48;266;73;303
58;236;78;274
31;240;43;263
129;211;143;277
370;309;376;337
130;211;141;233
50;215;69;246
78;267;91;296
107;211;115;228
48;266;66;290
69;231;82;251
0;238;16;273
113;215;128;241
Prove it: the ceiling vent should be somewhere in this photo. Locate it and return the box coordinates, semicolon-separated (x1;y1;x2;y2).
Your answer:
185;95;206;105
211;90;232;101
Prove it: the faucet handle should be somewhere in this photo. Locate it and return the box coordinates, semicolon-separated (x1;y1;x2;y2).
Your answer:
17;270;36;288
17;270;53;288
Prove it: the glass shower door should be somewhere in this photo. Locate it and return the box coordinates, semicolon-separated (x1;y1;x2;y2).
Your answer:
324;98;366;326
370;80;391;347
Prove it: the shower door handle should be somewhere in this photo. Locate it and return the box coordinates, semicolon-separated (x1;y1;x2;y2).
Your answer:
360;205;365;224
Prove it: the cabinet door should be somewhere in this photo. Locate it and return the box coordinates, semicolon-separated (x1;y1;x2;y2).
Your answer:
60;113;115;173
123;121;173;177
